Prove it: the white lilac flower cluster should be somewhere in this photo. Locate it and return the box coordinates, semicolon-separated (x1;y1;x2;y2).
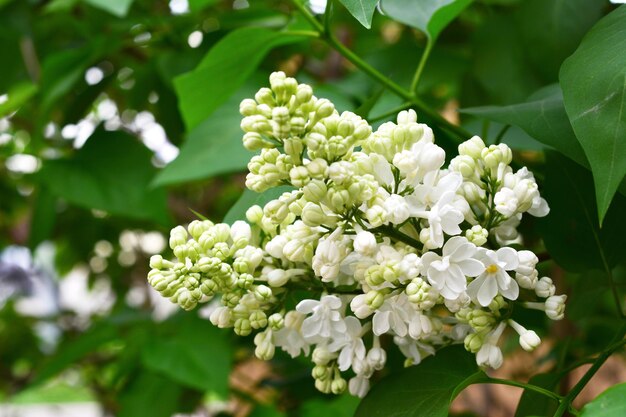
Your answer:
147;72;567;398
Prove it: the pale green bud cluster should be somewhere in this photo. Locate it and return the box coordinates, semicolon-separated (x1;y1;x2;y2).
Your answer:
361;109;434;161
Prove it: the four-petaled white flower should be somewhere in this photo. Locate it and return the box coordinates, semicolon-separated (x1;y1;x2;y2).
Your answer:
421;236;485;300
467;247;520;306
297;295;347;343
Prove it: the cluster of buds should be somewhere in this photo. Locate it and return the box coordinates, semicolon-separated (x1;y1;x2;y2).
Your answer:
147;72;566;398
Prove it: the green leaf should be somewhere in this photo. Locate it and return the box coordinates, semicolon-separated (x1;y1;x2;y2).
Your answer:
0;81;37;118
538;152;626;272
301;395;360;417
223;186;294;224
188;0;218;13
38;129;170;224
461;85;588;169
469;14;542;104
33;322;118;385
152;89;252;187
338;0;378;29
142;313;232;395
28;186;56;249
44;0;78;13
355;346;483;417
380;0;473;40
118;370;186;417
517;0;605;82
580;382;626;417
174;27;304;130
38;39;106;114
514;373;560;417
560;5;626;224
83;0;134;17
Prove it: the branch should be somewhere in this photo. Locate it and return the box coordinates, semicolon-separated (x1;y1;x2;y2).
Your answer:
289;0;472;143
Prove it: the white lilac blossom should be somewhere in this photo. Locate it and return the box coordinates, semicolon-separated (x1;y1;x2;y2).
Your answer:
147;72;565;397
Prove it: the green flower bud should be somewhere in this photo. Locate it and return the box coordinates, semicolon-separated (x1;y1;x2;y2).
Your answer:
268;313;284;330
464;332;484;353
365;290;385;310
254;284;272;301
149;255;174;270
245;205;263;224
236;273;254;289
234;318;252;336
312;365;331;380
243;132;269;151
301;202;328;227
222;292;241;308
468;309;496;333
169;226;188;250
307;158;329;179
331;377;347;394
249;310;268;329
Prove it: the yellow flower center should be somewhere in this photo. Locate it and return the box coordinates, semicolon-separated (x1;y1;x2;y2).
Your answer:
486;264;498;274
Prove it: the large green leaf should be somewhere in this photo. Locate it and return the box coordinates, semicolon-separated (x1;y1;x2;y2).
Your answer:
0;81;37;118
223;186;294;224
38;42;102;114
580;382;626;417
188;0;218;13
38;130;170;224
380;0;473;39
514;373;560;417
469;14;542;104
118;370;186;417
174;27;304;130
33;322;118;385
461;85;587;168
538;152;626;272
517;0;605;82
560;5;626;224
301;395;359;417
355;346;483;417
152;89;252;187
338;0;378;29
141;313;232;395
83;0;134;17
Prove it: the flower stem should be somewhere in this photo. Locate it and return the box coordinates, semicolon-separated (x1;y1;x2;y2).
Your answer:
410;38;434;95
484;377;563;402
288;0;472;143
552;322;626;417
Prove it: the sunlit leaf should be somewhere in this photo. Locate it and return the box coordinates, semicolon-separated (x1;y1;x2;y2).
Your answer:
560;5;626;224
338;0;379;29
83;0;134;17
580;382;626;417
174;27;304;130
380;0;473;39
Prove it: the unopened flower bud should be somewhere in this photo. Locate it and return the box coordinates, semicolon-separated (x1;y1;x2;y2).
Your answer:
545;295;566;320
254;284;272;301
458;136;486;159
535;277;555;298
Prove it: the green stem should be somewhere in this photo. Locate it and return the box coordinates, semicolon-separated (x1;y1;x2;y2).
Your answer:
282;29;320;38
493;124;511;145
484;377;563;402
368;102;412;123
289;0;472;143
373;225;422;249
552;323;626;417
410;38;434;95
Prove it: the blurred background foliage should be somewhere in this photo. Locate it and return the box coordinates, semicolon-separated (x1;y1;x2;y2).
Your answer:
0;0;625;416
